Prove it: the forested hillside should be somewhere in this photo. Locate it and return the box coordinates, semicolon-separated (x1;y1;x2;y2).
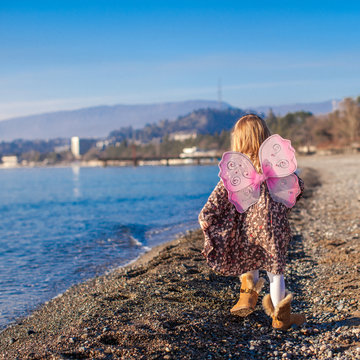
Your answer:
108;108;247;143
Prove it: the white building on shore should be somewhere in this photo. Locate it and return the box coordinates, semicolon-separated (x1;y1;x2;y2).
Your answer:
169;131;197;141
71;137;96;159
179;147;218;158
1;156;18;168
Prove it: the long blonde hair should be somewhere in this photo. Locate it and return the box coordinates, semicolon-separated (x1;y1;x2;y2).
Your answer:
231;114;271;172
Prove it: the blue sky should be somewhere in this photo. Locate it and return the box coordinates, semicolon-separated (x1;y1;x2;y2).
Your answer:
0;0;359;119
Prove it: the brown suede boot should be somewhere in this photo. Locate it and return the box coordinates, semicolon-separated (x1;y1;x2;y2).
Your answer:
262;290;306;330
230;272;265;317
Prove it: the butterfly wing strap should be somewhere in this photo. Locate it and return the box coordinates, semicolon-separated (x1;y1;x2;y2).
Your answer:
218;134;301;213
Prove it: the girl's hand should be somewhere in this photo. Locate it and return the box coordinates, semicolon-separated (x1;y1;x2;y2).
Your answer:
199;220;210;231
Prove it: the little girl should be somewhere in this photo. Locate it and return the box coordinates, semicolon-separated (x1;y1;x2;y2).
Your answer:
198;114;305;330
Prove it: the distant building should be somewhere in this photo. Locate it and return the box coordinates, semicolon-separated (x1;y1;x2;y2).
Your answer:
71;137;80;158
54;144;70;153
181;146;198;155
71;137;96;158
95;140;110;150
179;147;218;158
169;131;197;141
297;145;317;154
1;155;18;167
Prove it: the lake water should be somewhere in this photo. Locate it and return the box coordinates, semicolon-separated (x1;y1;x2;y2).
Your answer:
0;165;219;329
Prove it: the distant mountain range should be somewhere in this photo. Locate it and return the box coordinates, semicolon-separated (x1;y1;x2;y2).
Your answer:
0;99;336;141
252;99;336;117
0;100;231;141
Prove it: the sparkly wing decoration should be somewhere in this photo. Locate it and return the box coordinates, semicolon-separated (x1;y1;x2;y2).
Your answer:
259;134;297;178
259;134;300;208
218;134;300;213
218;152;260;213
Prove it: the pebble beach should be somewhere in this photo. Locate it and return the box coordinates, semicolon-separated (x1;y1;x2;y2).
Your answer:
0;153;359;360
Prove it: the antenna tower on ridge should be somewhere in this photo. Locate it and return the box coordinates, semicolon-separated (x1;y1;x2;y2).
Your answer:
218;78;222;110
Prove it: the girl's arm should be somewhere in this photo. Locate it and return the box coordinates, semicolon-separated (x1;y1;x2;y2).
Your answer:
296;175;305;202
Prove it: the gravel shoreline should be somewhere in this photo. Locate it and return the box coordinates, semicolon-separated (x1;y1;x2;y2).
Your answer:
0;154;359;360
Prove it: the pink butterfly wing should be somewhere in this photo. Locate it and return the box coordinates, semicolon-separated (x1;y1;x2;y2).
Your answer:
218;152;257;191
218;152;259;213
259;134;297;178
228;185;261;213
266;174;301;208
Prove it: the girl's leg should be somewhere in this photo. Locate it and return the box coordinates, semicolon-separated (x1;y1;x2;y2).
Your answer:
238;269;259;284
263;272;306;330
266;272;285;308
231;269;264;316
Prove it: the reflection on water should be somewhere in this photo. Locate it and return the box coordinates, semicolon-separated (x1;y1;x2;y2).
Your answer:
72;164;81;197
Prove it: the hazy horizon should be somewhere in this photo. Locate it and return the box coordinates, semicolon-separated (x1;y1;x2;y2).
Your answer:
0;97;338;123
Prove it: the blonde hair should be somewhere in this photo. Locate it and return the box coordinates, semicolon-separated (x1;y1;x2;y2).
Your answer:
231;114;271;172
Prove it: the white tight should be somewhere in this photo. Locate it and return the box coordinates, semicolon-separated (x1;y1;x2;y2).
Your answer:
246;270;285;308
267;271;285;308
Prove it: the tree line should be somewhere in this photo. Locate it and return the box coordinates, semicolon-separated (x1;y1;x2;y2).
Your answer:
267;96;360;149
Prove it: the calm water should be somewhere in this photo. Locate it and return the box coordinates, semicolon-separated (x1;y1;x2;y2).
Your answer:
0;165;219;329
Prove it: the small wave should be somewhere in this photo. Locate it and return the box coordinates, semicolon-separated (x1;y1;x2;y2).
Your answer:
129;235;143;247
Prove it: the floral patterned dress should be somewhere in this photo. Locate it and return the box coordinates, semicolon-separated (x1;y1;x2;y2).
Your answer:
198;177;304;275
